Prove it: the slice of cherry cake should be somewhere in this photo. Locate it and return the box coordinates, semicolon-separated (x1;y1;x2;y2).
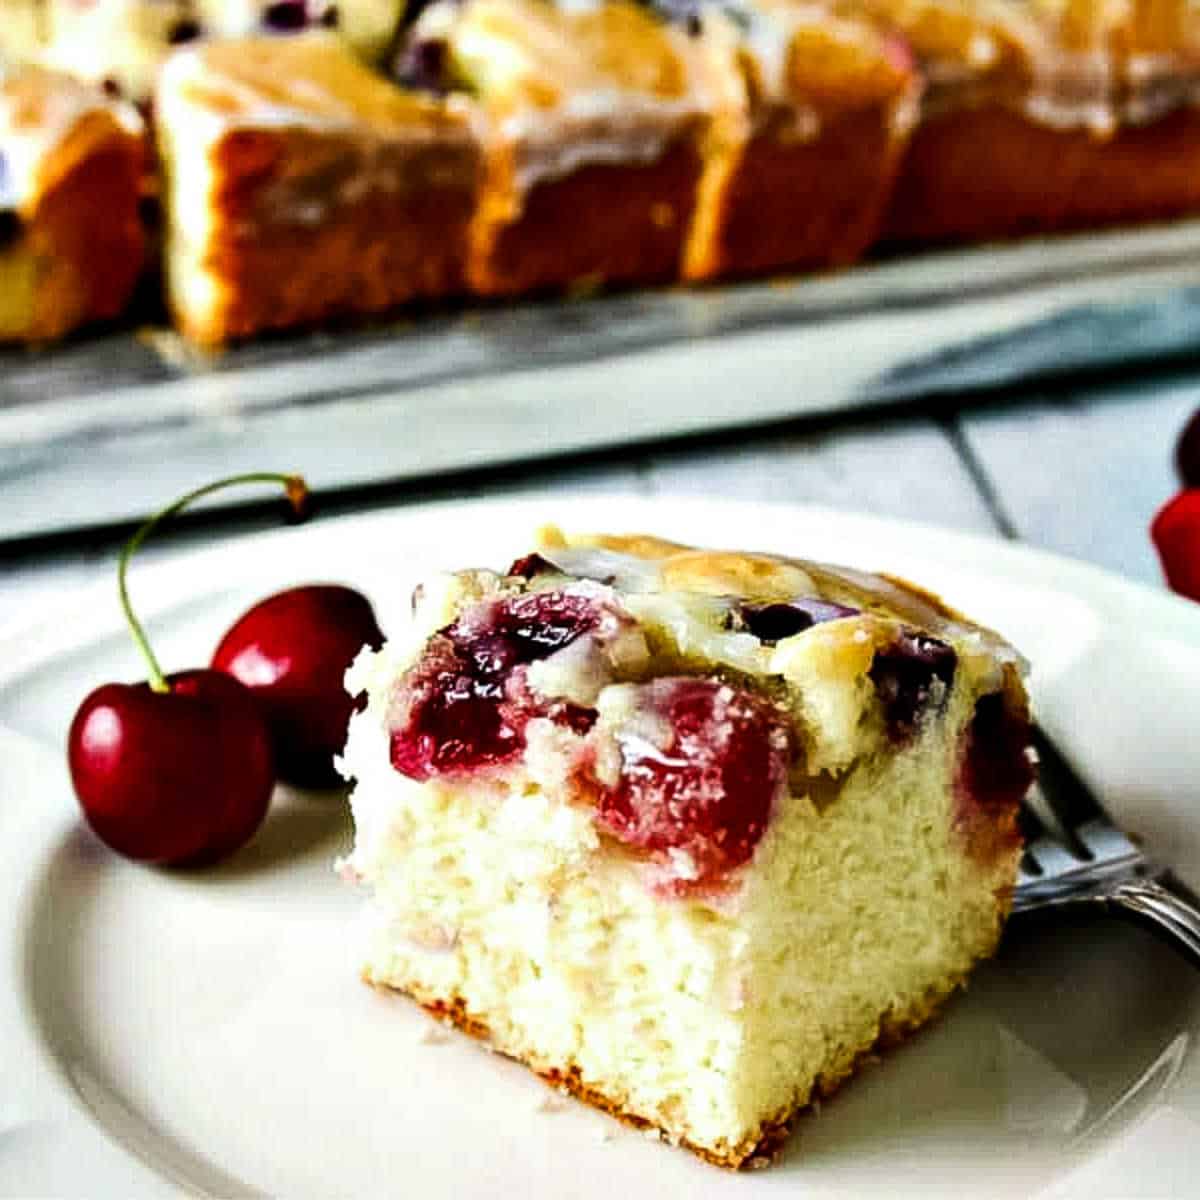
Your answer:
339;527;1034;1167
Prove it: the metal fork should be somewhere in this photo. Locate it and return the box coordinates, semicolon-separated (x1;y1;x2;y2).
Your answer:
1012;727;1200;967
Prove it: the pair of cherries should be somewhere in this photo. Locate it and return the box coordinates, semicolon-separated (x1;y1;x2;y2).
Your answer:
67;474;383;866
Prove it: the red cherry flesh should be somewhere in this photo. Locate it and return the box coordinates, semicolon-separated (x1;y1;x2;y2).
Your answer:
388;589;603;781
68;669;275;864
592;677;791;891
213;585;384;787
1151;489;1200;602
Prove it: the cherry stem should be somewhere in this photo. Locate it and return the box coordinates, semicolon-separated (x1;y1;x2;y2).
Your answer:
119;473;309;694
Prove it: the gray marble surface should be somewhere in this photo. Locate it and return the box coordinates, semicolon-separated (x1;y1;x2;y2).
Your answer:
3;219;1200;544
2;223;1197;630
1;368;1189;636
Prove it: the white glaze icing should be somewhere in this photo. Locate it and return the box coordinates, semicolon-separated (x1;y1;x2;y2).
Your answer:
502;89;708;187
906;0;1200;133
537;542;1024;667
413;0;733;192
0;67;141;213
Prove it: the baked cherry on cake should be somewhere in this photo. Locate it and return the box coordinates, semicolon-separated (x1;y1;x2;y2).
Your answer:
340;526;1034;1167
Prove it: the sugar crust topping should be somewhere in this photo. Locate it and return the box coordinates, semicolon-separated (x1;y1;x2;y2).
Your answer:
347;527;1031;898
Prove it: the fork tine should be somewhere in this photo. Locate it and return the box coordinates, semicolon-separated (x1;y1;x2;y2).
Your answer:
1017;803;1045;877
1074;817;1143;869
1028;727;1101;858
1009;732;1200;966
1023;779;1090;861
1023;836;1093;880
1017;797;1045;844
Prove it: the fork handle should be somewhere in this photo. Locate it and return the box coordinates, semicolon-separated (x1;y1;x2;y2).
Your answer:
1108;877;1200;969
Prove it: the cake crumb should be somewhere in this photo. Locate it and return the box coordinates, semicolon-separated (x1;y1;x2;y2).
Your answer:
747;1156;773;1171
418;1023;452;1045
535;1094;567;1114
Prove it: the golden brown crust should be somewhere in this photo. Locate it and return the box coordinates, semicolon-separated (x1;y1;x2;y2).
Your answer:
435;0;709;114
687;7;918;280
877;571;968;623
172;36;459;130
368;968;977;1168
534;528;1026;666
445;0;725;295
692;102;911;280
159;36;483;344
660;548;818;600
887;102;1200;243
178;126;480;344
544;529;688;559
544;527;953;608
1;71;144;343
468;136;705;296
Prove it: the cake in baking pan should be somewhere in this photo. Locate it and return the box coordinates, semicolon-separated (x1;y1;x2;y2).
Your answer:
339;528;1034;1165
8;0;1200;345
0;67;145;342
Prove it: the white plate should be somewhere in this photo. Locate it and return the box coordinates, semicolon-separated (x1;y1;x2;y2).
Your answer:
4;495;1200;1199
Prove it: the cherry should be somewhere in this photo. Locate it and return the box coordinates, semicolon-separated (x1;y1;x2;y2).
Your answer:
1150;489;1200;602
957;692;1034;816
393;37;450;95
1177;408;1200;488
954;690;1031;861
506;553;556;579
732;597;859;643
869;630;957;742
262;0;309;29
591;677;791;890
213;585;384;788
69;671;274;864
389;590;604;780
66;473;307;865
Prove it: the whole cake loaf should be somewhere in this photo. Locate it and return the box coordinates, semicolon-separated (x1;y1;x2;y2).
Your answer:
339;528;1035;1166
